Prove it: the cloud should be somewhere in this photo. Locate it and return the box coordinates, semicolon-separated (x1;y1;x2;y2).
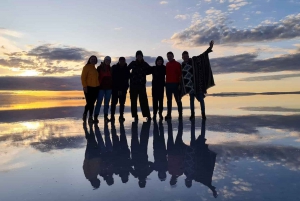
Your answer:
210;50;300;74
26;44;95;61
168;13;300;47
209;91;300;97
114;27;123;31
160;1;168;4
228;0;249;11
239;73;300;81
0;28;22;38
175;15;189;20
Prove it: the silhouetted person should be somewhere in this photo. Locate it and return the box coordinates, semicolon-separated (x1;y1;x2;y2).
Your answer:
110;57;130;122
181;41;215;120
82;123;101;189
167;120;184;186
153;120;168;181
194;120;218;198
151;56;166;120
81;55;99;123
111;122;132;183
165;52;183;120
95;124;114;186
128;51;152;121
130;121;153;188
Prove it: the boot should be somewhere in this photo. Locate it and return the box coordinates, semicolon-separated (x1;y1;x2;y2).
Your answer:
82;113;87;122
93;115;99;123
119;115;125;122
165;114;172;121
189;112;195;121
110;115;115;123
88;116;94;124
178;113;183;120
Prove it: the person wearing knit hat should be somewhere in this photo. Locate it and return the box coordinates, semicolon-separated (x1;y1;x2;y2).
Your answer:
94;56;113;123
110;57;130;122
127;50;152;121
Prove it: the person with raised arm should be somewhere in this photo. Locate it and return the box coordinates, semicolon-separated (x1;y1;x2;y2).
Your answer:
181;40;215;120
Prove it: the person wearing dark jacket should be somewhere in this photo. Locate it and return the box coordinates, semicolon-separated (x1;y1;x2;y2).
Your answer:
128;50;152;121
151;56;166;120
111;57;130;122
181;40;215;120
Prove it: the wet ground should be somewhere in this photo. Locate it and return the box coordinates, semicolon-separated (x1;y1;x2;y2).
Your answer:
0;93;300;201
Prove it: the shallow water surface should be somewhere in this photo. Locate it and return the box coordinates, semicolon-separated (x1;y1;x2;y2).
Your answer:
0;93;299;201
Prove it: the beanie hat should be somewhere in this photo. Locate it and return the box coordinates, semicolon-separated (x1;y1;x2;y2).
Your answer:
104;56;111;62
119;57;126;61
136;50;143;58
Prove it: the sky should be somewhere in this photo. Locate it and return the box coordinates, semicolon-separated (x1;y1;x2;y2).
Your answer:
0;0;300;92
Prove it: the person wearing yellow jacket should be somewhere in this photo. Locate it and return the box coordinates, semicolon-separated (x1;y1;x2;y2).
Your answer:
81;55;100;123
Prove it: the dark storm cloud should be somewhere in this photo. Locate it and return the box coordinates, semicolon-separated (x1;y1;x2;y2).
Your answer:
210;52;300;74
27;44;95;61
171;13;300;46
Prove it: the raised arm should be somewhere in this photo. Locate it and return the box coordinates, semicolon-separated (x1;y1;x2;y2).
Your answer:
199;40;214;56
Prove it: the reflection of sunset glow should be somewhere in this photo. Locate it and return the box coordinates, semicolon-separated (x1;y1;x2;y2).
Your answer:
20;122;40;130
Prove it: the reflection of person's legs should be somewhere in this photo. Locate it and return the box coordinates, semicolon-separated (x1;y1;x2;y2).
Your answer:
140;122;150;153
165;84;173;117
104;125;113;152
130;88;138;118
94;90;105;117
175;121;183;146
110;90;118;117
120;122;128;148
131;122;139;156
139;87;151;118
94;125;106;153
167;121;175;154
190;120;196;147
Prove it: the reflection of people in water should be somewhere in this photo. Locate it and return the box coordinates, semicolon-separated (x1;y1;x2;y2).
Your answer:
194;120;218;198
82;123;101;189
183;120;196;188
130;121;153;188
153;120;168;181
167;120;184;186
111;122;132;183
95;124;114;186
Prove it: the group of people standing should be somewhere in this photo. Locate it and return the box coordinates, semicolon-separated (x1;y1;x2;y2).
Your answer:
81;40;215;124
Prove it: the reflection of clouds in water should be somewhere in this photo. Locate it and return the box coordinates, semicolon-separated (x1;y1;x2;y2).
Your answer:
0;119;85;152
211;145;300;172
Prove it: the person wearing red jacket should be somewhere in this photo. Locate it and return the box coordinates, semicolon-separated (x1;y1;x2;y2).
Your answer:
94;56;112;123
165;52;183;120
